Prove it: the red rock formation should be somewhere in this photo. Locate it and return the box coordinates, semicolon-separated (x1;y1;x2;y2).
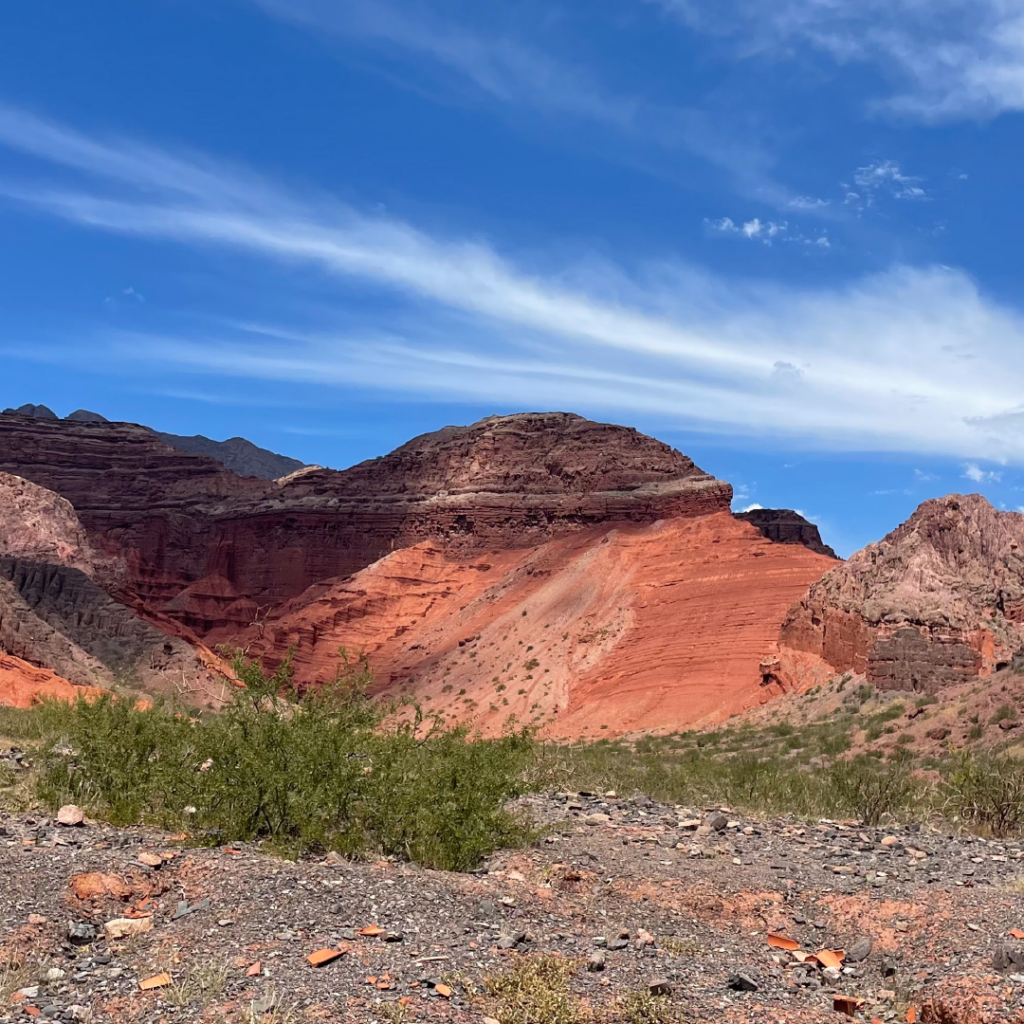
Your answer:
242;511;833;738
780;494;1024;693
0;472;99;574
0;468;230;704
0;412;732;634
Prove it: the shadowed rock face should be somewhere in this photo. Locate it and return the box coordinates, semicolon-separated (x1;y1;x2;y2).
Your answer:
0;411;734;636
780;494;1024;693
733;509;839;559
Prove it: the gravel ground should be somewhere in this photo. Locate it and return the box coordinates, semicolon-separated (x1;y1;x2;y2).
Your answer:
2;793;1024;1023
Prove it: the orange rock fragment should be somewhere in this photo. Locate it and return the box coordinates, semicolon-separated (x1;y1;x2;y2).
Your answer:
905;1009;917;1024
139;973;172;991
767;933;800;951
1010;930;1024;940
814;949;845;970
70;872;131;901
435;983;452;999
307;948;345;968
359;925;385;937
137;852;163;868
246;962;262;977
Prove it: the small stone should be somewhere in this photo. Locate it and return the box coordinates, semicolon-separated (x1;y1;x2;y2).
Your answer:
847;937;873;963
587;951;606;972
634;929;655;948
497;931;527;950
706;812;729;832
56;805;85;827
103;917;153;940
607;939;629;951
727;973;759;992
44;968;65;982
16;987;40;1000
67;921;97;946
383;931;405;943
28;914;47;926
648;978;673;996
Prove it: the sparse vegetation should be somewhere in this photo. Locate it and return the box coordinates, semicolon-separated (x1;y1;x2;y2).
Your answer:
29;653;534;871
483;955;585;1024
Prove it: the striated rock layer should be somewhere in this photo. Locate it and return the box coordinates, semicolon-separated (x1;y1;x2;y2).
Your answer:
779;494;1024;693
241;511;833;738
0;412;733;635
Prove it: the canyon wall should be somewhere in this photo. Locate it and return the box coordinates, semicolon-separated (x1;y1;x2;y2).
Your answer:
779;494;1024;693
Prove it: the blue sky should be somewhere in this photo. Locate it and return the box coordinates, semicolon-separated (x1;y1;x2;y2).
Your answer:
2;0;1024;556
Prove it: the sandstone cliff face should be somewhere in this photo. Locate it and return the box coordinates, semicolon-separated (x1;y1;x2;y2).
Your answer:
734;509;839;559
242;512;833;738
0;412;733;635
779;494;1024;693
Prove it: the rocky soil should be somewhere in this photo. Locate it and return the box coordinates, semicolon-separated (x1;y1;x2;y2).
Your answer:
3;792;1024;1023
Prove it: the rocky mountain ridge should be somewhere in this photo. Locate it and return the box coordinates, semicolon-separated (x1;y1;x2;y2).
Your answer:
2;403;305;480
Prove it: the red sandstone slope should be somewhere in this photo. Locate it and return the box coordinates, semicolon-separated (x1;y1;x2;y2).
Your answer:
243;511;833;738
779;494;1024;693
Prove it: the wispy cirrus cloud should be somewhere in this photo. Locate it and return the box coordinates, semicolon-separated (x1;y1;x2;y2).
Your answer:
238;0;812;211
651;0;1024;121
3;105;1024;458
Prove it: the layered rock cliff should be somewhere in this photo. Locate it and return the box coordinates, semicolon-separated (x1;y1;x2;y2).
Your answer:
0;411;733;635
779;494;1024;693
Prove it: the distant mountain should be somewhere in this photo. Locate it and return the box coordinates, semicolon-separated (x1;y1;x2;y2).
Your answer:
152;431;305;481
1;404;307;481
3;403;58;420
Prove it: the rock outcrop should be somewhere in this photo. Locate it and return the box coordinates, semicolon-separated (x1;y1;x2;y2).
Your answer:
0;469;229;703
0;411;734;636
734;508;838;559
779;494;1024;693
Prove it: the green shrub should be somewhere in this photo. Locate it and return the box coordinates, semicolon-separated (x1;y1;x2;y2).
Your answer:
34;654;534;871
943;751;1024;837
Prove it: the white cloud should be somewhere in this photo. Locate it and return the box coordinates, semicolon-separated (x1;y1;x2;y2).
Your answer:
963;462;1003;483
787;196;830;212
652;0;1024;122
851;160;929;202
706;215;788;244
7;107;1024;459
913;468;939;482
740;502;765;512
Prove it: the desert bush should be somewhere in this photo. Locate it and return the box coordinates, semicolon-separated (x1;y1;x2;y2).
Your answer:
34;654;534;871
943;751;1024;837
484;955;585;1024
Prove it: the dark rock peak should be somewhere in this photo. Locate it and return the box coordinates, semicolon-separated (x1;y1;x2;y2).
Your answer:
66;409;109;423
734;508;838;559
153;431;306;481
3;403;58;420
